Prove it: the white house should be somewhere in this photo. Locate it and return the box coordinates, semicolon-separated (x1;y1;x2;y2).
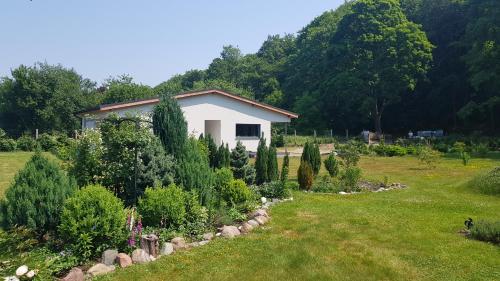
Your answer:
77;89;298;151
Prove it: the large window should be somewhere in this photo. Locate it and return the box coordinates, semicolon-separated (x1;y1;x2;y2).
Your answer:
236;124;261;138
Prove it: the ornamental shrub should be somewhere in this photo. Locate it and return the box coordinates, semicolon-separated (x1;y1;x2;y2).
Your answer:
257;181;291;199
137;184;186;229
280;151;290;182
152;97;188;158
312;175;342;193
469;220;500;244
215;142;231;168
297;160;313;191
324;152;339;177
466;167;500;196
230;141;249;179
221;179;252;206
0;138;16;151
267;145;279;181
0;152;76;234
37;133;59;151
17;134;37;151
214;168;234;193
58;184;126;262
69;130;103;187
341;167;362;192
255;137;269;184
184;191;208;238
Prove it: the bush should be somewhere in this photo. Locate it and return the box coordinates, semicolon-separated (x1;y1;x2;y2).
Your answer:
0;138;17;151
257;181;292;199
0;152;76;234
137;184;186;228
17;134;37;151
341;167;362;192
285;181;299;191
417;146;440;169
312;176;342;193
184;191;208;238
214;168;234;192
324;152;339;177
221;179;252;207
472;143;489;157
373;145;407;156
37;133;59;151
466;167;500;196
255;137;269;184
70;130;103;187
470;220;500;244
59;184;126;262
338;143;360;168
297;160;313;191
461;151;471;166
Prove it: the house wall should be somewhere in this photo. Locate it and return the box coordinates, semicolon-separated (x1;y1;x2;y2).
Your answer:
81;94;291;151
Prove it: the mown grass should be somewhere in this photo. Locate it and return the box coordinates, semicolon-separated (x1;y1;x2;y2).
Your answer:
97;155;500;281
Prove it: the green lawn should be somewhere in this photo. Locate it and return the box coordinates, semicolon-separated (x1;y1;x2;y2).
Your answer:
97;155;499;281
0;152;498;280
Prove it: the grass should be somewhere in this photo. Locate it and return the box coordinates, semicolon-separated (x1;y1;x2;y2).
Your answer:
97;155;500;281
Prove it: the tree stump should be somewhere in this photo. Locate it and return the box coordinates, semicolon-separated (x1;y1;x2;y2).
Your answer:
140;234;159;257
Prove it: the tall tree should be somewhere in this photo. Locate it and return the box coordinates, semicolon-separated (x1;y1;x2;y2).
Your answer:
152;96;188;158
327;0;433;134
101;75;155;104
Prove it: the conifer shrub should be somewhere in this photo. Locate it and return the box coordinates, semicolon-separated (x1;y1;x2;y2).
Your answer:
341;167;362;192
267;145;279;181
0;152;76;234
137;184;186;229
215;142;231;168
214;168;234;193
324;152;340;177
59;184;126;262
230;141;254;184
297;160;313;190
152;97;188;158
301;142;321;175
221;179;252;206
280;151;290;182
255;137;269;184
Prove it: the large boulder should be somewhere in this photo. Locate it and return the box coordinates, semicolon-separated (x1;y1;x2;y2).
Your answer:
247;219;260;228
102;249;118;266
171;237;188;251
87;263;115;277
221;225;241;238
254;215;268;225
61;268;84;281
131;249;151;264
115;253;132;268
239;222;254;234
160;242;174;256
251;209;269;218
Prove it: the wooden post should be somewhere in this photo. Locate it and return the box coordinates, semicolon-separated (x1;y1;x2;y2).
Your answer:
314;130;316;139
330;129;333;138
35;129;39;139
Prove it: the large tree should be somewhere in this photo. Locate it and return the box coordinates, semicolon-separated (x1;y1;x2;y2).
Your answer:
326;0;433;134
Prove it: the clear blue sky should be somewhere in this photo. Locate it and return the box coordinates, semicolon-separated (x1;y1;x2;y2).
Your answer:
0;0;343;86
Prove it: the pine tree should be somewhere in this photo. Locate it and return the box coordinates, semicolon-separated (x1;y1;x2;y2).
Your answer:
152;97;188;158
280;150;290;182
324;152;339;177
297;160;313;191
223;143;231;168
230;141;249;179
267;145;279;181
205;134;218;168
311;143;321;175
255;137;269;185
301;142;313;165
0;152;77;233
216;142;231;168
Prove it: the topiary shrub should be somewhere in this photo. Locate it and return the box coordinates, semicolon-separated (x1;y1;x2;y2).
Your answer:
137;184;186;229
297;160;313;191
469;220;500;244
221;179;252;206
466;167;500;196
0;152;76;234
58;184;126;262
324;152;339;177
16;134;37;151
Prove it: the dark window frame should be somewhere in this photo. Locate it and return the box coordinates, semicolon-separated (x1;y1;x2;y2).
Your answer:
236;123;261;138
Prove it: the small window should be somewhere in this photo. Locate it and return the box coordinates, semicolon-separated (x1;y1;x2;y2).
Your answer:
236;124;261;137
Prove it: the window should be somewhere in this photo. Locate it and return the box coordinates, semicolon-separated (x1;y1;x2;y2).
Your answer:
236;124;260;138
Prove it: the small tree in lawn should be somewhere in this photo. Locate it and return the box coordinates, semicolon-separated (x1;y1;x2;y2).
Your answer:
280;150;290;182
297;160;313;191
230;141;249;179
255;137;269;185
324;152;339;177
267;145;279;181
0;152;77;234
311;143;321;175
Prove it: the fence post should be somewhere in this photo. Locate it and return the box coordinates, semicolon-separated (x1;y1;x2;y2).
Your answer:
35;129;39;139
330;129;333;138
314;130;316;139
345;129;349;139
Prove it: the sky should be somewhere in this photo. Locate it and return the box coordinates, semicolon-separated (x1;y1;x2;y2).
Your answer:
0;0;344;86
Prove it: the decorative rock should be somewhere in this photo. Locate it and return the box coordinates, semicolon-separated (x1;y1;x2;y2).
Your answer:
260;197;267;204
160;242;174;256
252;209;269;218
4;277;19;281
202;232;214;241
199;240;210;246
189;242;201;247
61;268;84;281
115;253;132;268
102;249;118;266
339;191;348;195
171;237;189;251
25;270;35;278
221;225;241;238
87;263;115;276
149;255;156;262
131;249;151;264
216;232;222;237
240;222;253;234
15;265;28;277
140;234;159;257
254;215;268;225
247;219;260;228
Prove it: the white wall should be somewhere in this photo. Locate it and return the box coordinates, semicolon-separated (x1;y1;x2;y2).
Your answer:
81;94;292;151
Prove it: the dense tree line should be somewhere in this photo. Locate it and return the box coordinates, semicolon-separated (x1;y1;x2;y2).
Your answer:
0;0;498;136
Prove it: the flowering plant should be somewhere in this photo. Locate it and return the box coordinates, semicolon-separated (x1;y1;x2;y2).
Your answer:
125;208;142;248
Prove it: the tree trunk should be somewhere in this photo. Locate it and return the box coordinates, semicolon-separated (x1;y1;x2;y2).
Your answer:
373;98;384;136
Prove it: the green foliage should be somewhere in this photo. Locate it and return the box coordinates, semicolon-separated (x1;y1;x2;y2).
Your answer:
16;134;37;151
0;137;16;151
256;181;292;199
59;184;126;262
221;179;252;207
214;168;234;193
373;145;408;157
469;220;500;244
184;191;208;238
417;146;440;169
312;175;342;193
152;97;188;158
285;181;299;191
255;137;269;184
267;145;279;181
466;167;500;196
101;75;155;104
0;152;76;233
37;133;59;151
341;167;362;192
338;143;360;168
280;151;290;182
215;142;231;168
70;130;103;186
203;134;218;168
138;184;186;229
230;141;249;179
301;142;321;175
297;160;313;191
460;151;471;166
324;152;339;177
